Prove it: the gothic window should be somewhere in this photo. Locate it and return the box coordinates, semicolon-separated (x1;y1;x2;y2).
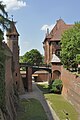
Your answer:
16;73;17;76
52;41;59;45
55;41;60;45
14;35;16;38
56;50;60;57
52;42;55;45
16;81;17;85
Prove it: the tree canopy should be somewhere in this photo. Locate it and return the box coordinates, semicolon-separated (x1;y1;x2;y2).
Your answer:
60;22;80;70
0;2;9;111
0;1;10;44
20;49;44;66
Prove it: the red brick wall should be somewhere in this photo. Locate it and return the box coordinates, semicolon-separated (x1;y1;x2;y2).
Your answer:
61;66;80;110
35;73;51;82
52;64;61;80
52;64;61;72
5;56;17;120
27;67;32;92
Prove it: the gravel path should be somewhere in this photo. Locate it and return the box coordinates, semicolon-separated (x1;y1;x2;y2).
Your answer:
20;81;59;120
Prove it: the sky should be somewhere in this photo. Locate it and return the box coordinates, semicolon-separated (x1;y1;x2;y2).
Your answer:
1;0;80;56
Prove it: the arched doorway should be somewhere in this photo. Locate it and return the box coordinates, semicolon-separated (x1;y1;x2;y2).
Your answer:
52;70;61;80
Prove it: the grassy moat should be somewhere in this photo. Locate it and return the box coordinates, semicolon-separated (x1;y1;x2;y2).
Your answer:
17;82;79;120
37;83;79;120
17;98;48;120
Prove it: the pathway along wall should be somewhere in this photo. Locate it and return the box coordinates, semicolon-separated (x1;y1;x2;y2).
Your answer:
61;66;80;111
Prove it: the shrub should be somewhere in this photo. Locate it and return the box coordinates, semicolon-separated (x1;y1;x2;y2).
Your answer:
48;79;54;90
49;79;63;94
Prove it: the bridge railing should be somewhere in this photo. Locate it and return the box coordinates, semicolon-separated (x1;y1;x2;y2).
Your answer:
19;63;51;68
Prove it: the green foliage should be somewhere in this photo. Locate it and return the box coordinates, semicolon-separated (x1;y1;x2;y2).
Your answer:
49;79;63;94
0;29;3;45
0;1;9;112
76;54;80;64
60;22;80;70
0;1;10;45
0;50;6;111
19;49;43;65
37;83;49;94
0;1;10;31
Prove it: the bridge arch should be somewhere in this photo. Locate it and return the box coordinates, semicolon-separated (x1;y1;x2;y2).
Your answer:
52;70;61;80
20;63;52;92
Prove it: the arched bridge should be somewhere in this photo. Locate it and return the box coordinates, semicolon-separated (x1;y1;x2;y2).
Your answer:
19;63;52;73
19;63;52;92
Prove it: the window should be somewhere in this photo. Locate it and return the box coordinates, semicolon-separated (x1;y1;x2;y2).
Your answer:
16;73;17;76
56;50;60;57
16;81;17;85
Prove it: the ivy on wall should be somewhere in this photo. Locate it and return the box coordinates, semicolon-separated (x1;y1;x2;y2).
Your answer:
0;49;6;112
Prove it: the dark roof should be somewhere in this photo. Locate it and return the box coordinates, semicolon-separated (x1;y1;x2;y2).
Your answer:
6;21;19;36
43;19;73;43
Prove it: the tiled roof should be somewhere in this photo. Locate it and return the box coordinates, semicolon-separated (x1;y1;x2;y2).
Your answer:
51;53;61;63
6;21;19;36
43;19;73;42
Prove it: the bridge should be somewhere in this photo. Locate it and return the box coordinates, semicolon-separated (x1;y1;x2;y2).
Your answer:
20;63;52;73
19;63;52;92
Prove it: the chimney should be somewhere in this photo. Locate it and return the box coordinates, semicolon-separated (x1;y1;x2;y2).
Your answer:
46;28;49;37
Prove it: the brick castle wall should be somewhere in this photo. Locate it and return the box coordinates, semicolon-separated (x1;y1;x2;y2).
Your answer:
61;66;80;111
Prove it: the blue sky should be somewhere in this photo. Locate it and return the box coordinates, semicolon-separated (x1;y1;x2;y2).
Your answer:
2;0;80;56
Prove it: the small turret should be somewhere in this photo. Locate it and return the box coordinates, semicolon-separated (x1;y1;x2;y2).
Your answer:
6;20;19;36
6;21;19;52
6;20;20;89
51;53;61;80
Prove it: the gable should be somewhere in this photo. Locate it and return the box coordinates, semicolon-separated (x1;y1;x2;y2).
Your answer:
43;19;73;43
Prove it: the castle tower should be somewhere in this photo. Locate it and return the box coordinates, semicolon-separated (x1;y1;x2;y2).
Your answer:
51;53;61;80
43;19;73;65
6;20;20;89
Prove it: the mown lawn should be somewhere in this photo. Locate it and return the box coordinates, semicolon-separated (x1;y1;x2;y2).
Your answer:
37;83;78;120
17;98;48;120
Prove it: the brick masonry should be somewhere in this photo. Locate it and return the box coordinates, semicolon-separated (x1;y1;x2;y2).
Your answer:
43;19;73;65
51;63;61;80
27;67;32;92
61;66;80;111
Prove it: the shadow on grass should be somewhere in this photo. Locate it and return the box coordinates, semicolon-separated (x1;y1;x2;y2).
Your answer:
17;98;48;120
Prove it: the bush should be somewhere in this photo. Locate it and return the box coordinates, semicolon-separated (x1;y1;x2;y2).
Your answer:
49;79;63;94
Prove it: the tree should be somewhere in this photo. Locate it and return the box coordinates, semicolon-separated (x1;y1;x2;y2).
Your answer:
20;49;43;65
0;2;10;111
49;79;63;94
60;22;80;70
0;1;10;45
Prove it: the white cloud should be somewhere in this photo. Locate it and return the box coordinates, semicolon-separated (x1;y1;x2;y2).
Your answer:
41;24;49;31
41;24;55;32
1;0;26;11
